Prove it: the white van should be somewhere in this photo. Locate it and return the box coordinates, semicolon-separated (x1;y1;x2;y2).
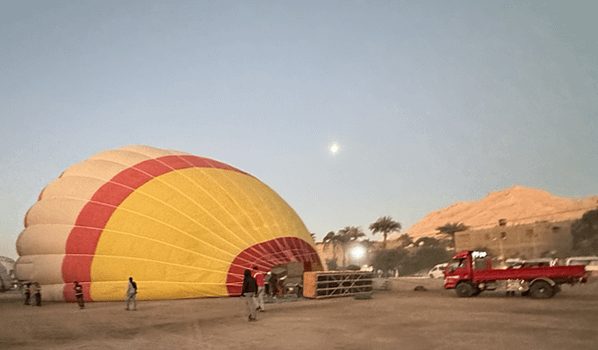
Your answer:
565;256;598;276
428;263;448;278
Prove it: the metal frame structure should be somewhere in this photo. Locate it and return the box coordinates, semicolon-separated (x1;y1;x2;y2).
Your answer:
303;271;373;299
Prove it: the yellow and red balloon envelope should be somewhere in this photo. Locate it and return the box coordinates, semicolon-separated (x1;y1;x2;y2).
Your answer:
15;146;322;301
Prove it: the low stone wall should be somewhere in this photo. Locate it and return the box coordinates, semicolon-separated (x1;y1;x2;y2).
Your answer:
373;277;444;291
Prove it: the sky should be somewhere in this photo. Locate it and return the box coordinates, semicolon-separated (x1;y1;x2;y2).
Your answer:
1;1;597;259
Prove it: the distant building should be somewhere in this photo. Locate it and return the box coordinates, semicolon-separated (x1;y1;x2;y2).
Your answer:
455;219;574;259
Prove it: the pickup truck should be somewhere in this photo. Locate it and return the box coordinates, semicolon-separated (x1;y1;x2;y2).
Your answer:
444;250;587;299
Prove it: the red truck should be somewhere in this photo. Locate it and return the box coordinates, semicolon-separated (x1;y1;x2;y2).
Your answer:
444;250;587;299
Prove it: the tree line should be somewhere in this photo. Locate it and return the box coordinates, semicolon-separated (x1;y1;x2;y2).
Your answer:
571;207;598;255
321;216;469;275
320;206;598;275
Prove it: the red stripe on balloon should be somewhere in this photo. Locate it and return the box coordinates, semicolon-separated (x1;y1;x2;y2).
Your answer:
183;156;214;168
61;154;248;302
225;237;321;296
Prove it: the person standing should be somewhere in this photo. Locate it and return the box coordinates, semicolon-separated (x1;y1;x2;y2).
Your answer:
241;269;258;321
125;277;137;311
264;272;271;296
23;282;31;305
253;266;265;312
32;282;41;306
269;273;278;298
74;281;85;309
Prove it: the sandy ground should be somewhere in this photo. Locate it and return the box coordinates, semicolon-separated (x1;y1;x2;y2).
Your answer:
1;279;597;350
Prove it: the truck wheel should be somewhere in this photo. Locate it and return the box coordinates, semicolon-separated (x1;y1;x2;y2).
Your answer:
455;282;474;298
529;281;554;299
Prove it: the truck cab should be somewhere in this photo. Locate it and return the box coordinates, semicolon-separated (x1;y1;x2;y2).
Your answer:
444;251;492;290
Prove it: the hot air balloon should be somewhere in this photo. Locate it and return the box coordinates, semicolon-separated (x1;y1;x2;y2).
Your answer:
15;146;322;302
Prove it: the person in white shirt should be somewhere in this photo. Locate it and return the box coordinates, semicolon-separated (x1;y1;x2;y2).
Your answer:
125;277;137;311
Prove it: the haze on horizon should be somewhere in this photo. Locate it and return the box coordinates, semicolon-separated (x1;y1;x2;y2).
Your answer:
1;1;597;259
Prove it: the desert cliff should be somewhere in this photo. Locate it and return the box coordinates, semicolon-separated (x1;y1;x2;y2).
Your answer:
397;186;598;240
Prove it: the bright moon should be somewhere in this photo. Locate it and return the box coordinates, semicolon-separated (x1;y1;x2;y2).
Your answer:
329;143;339;154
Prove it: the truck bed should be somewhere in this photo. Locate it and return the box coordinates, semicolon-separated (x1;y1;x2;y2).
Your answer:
472;265;586;283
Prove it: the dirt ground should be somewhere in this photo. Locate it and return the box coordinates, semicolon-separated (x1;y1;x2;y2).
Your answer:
1;280;597;350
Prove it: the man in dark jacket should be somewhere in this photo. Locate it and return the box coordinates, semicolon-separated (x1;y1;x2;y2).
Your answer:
74;281;85;309
23;282;31;305
241;269;258;321
32;282;41;306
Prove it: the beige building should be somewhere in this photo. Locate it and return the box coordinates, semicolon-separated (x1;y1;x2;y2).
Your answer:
455;219;575;259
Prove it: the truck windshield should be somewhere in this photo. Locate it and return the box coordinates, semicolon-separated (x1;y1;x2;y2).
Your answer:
447;258;465;272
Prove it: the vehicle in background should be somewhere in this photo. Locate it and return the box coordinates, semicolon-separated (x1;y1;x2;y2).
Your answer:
565;256;598;277
0;257;17;292
585;261;598;277
444;250;587;299
428;263;448;278
505;257;557;268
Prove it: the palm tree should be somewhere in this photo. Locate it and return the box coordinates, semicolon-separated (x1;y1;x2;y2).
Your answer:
436;222;469;248
322;231;339;260
346;226;366;241
337;226;366;268
369;216;402;249
359;238;376;252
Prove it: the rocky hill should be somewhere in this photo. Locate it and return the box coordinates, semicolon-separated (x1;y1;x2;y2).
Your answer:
395;186;598;240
